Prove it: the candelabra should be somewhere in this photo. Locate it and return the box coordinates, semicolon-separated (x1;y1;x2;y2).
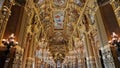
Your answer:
2;33;18;55
109;32;120;61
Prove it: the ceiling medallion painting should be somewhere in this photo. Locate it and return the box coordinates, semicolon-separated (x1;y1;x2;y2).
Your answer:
74;0;84;7
49;32;67;45
53;0;67;8
53;11;65;30
38;0;44;5
67;7;80;22
65;7;80;36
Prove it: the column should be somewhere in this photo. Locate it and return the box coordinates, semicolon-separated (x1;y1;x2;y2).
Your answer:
96;2;120;68
26;57;34;68
90;32;102;68
22;33;32;68
99;3;120;38
83;33;89;68
26;34;34;68
75;58;78;68
95;8;108;46
22;3;34;67
0;0;14;42
35;59;41;68
85;33;96;68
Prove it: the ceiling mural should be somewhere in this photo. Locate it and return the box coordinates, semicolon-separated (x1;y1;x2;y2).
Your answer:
66;6;80;37
37;0;86;62
53;11;65;29
53;0;67;8
67;7;80;22
74;0;84;7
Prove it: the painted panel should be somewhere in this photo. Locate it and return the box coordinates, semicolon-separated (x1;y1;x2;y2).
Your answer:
53;11;64;29
74;0;83;6
54;0;65;6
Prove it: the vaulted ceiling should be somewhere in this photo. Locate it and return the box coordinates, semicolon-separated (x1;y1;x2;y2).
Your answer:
36;0;88;62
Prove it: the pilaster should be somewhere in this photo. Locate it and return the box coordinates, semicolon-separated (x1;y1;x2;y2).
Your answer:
95;8;108;46
22;33;32;68
26;57;34;68
0;0;15;43
84;33;96;68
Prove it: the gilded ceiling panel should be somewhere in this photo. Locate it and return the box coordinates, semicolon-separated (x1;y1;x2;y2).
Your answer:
53;11;65;29
37;0;86;61
52;0;67;8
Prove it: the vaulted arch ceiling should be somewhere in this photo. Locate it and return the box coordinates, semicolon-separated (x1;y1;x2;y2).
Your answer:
36;0;88;62
37;0;87;41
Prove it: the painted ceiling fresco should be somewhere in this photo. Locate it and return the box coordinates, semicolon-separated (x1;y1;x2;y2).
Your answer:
37;0;86;61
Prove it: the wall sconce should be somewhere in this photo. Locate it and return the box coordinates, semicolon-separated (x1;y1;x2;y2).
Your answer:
2;33;18;55
109;32;120;46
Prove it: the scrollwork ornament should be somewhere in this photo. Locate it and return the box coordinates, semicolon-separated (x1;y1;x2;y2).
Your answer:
2;6;11;16
9;0;15;5
27;8;34;17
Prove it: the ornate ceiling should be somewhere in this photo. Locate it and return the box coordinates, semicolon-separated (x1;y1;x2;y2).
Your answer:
36;0;87;62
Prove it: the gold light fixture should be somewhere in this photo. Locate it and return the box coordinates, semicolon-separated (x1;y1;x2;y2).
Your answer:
108;32;120;45
2;33;18;55
109;32;120;61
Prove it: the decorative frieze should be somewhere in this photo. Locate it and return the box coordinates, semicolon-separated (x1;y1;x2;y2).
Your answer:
0;5;12;42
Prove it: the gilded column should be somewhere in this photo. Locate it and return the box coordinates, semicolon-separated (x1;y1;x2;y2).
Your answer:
23;2;35;67
83;33;89;68
26;33;37;68
26;33;34;68
84;32;96;68
95;8;108;46
0;0;15;43
22;33;32;68
91;31;102;68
